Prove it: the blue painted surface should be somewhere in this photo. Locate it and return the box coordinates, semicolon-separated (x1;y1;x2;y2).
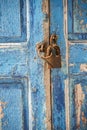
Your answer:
29;0;46;130
0;0;47;129
0;0;29;130
50;0;66;129
0;0;27;42
0;0;20;37
51;71;66;130
0;48;28;77
70;76;87;130
73;0;87;33
68;0;87;40
1;0;87;130
0;78;29;130
69;44;87;74
68;1;87;130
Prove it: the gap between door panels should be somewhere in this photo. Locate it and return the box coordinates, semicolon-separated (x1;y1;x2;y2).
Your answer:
42;0;52;130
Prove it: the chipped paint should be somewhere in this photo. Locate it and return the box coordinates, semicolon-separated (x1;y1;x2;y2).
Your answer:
65;79;70;130
1;0;87;129
0;101;7;119
64;1;70;129
29;0;47;129
69;44;87;74
75;84;85;128
62;0;87;129
69;64;75;67
68;0;87;39
80;20;84;25
50;0;66;129
80;64;87;72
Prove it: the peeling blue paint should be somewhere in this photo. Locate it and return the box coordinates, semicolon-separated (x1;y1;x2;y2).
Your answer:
68;0;87;40
0;0;87;129
70;76;87;130
50;0;66;129
69;44;87;74
28;0;46;130
0;48;28;77
0;78;29;130
0;0;27;42
0;0;29;129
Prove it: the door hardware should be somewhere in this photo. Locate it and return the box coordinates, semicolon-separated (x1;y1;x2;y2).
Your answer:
36;34;61;68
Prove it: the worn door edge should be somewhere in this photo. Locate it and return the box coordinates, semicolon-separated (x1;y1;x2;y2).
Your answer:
63;0;70;130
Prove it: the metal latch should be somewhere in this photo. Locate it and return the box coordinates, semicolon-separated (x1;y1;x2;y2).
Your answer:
36;34;61;68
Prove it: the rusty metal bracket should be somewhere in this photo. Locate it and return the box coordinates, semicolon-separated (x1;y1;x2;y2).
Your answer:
36;34;61;68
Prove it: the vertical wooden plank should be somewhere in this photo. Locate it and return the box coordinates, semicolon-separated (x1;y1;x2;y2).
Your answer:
29;0;45;129
29;0;51;129
50;0;66;129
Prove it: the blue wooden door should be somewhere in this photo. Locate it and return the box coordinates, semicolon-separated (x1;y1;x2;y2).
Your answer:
50;0;87;130
67;0;87;130
1;0;87;130
32;0;87;130
0;0;29;130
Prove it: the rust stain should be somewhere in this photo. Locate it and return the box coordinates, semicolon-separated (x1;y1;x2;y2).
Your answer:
74;84;85;128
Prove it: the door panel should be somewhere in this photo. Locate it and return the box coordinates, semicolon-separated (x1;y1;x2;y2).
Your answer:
0;0;29;130
0;0;51;130
0;48;28;76
68;0;87;40
67;0;87;130
0;78;28;130
0;0;26;42
69;44;87;74
29;0;47;129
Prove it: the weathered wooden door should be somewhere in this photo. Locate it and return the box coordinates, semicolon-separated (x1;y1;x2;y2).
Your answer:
1;0;87;130
0;0;29;130
48;0;87;130
29;0;87;130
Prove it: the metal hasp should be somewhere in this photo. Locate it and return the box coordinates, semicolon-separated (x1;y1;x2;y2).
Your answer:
36;34;61;68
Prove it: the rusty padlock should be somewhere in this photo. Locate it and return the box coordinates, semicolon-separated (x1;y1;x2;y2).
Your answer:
36;34;61;69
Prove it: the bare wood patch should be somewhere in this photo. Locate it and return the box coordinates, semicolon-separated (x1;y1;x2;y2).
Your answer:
65;79;70;130
80;64;87;72
75;84;85;128
69;63;75;67
0;101;7;119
